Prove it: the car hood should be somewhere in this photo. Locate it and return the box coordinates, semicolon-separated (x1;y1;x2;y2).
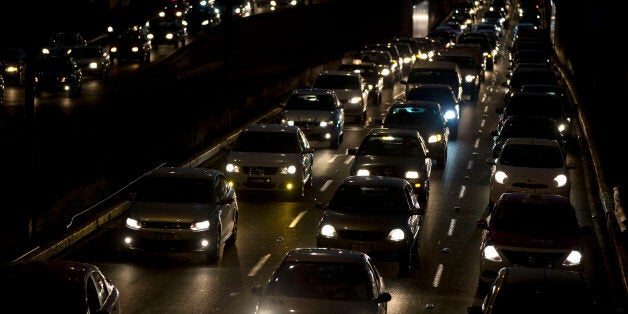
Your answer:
281;110;334;122
227;151;302;165
129;201;212;222
488;229;578;249
352;155;425;169
497;164;568;185
330;89;361;101
322;210;408;231
257;297;378;313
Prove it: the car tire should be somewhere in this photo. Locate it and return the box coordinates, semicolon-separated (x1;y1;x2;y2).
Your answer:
226;217;238;247
206;230;224;264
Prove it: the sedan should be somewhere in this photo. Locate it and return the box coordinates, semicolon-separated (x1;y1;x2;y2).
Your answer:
252;247;391;314
0;47;27;85
347;127;432;205
337;61;385;106
108;28;152;64
31;55;83;98
315;175;425;274
0;260;120;313
122;166;239;263
404;83;462;139
489;115;566;158
146;18;187;48
69;45;112;79
477;192;586;285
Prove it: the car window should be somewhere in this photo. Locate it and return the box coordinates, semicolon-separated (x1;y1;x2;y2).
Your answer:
499;144;564;168
407;69;458;86
438;55;476;69
385;106;442;125
216;176;228;198
358;135;426;157
135;177;215;203
313;75;361;90
492;203;578;234
265;261;370;301
232;131;300;153
406;88;455;106
285;94;336;111
329;184;407;214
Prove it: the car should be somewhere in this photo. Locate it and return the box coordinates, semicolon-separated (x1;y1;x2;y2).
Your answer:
315;175;425;274
311;70;369;123
436;50;483;101
519;83;574;129
363;42;404;81
476;192;586;285
279;88;345;148
41;31;88;56
411;36;439;61
338;61;384;105
496;91;572;139
0;47;27;85
490;115;566;159
224;123;314;200
251;247;392;313
31;55;83;98
122;166;239;263
468;267;601;314
347;127;432;205
404;83;462;139
213;0;254;18
153;0;190;21
146;18;187;48
456;32;498;70
0;260;120;313
108;27;152;64
402;60;463;103
486;137;574;208
353;49;398;87
391;41;416;75
379;100;449;167
68;45;112;79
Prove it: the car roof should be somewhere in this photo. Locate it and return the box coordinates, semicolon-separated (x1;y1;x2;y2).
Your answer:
408;83;454;91
242;123;300;133
411;60;460;70
340;175;410;189
390;99;442;110
290;88;337;97
282;247;367;264
502;137;560;147
148;166;222;179
318;70;360;78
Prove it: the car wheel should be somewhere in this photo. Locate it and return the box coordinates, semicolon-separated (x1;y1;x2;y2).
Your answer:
206;229;224;263
226;217;238;247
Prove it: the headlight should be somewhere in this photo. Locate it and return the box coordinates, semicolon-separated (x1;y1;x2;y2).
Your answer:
166;33;174;39
350;96;362;104
388;228;405;241
6;66;18;73
356;169;370;176
563;250;582;266
403;57;412;64
381;68;391;76
225;163;239;173
320;121;331;127
147;33;154;39
110;46;118;53
483;245;502;262
125;217;141;230
554;174;568;187
42;48;50;55
465;74;476;83
286;120;295;126
89;62;98;69
191;220;210;231
558;123;566;133
405;171;419;179
427;134;443;143
320;224;337;237
281;165;297;174
443;109;457;121
494;170;508;184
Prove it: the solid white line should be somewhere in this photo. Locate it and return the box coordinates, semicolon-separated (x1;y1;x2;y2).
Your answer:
320;180;333;192
448;219;456;236
394;91;405;99
467;160;473;170
327;155;339;163
290;211;307;228
248;254;271;277
458;185;466;199
432;264;444;287
474;138;480;149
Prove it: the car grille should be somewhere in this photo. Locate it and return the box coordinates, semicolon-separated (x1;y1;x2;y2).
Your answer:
242;166;278;175
502;250;564;267
512;183;549;189
363;165;404;178
337;230;386;241
141;221;192;229
293;121;317;128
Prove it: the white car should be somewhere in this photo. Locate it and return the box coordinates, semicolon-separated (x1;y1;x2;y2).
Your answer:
225;123;314;200
311;70;369;123
486;137;574;209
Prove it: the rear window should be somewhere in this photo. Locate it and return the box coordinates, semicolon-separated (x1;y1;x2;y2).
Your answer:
407;69;459;86
285;94;336;111
232;131;300;153
499;143;564;168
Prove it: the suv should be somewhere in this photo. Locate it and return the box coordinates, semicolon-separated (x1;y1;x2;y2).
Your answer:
279;88;345;148
402;60;463;103
225;124;314;200
476;192;585;285
311;70;369;123
486;137;574;209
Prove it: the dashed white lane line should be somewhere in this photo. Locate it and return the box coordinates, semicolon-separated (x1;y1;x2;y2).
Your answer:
467;160;473;170
327;155;339;163
474;138;480;149
320;180;333;192
289;211;307;228
448;219;457;236
432;264;444;287
344;156;354;164
458;185;466;199
248;254;271;277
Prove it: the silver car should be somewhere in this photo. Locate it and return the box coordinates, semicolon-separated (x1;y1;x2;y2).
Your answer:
122;167;238;263
311;70;369;123
279;88;345;148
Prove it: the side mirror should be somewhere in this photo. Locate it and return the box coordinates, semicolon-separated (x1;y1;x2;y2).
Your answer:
476;218;489;230
347;148;358;155
216;196;234;205
315;201;328;210
251;285;264;296
486;157;496;165
376;292;392;303
400;79;407;85
303;148;315;154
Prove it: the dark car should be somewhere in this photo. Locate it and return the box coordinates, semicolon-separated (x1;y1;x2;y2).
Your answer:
490;115;566;158
0;47;27;85
436;50;483;101
338;61;385;105
404;83;462;139
108;28;152;64
31;55;83;98
146;18;187;48
0;260;120;313
347;127;432;205
402;60;464;103
354;49;398;87
315;175;425;274
68;45;111;79
41;31;88;57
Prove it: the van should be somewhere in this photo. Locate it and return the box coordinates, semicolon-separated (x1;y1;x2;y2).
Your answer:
401;60;463;103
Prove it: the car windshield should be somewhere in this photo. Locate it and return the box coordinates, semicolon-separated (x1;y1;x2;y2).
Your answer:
405;88;455;107
499;144;564;168
329;184;407;214
232;131;300;153
492;202;578;234
499;122;559;140
69;47;101;58
285;94;336;111
506;96;562;119
33;58;74;71
357;135;426;157
437;55;476;69
312;75;360;90
135;177;215;203
489;280;595;313
3;272;88;313
385;106;441;126
338;65;378;78
407;69;458;86
265;261;370;301
357;52;391;64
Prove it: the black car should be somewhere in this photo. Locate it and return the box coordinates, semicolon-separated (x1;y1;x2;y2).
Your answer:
0;47;27;85
31;55;83;98
108;28;152;64
337;62;384;105
146;19;187;48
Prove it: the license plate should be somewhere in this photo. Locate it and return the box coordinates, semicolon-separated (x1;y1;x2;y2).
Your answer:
154;233;175;241
248;177;270;183
352;243;372;253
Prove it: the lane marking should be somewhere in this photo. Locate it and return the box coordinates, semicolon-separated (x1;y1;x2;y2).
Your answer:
344;156;354;164
467;160;473;170
432;264;444;287
474;138;480;149
327;155;339;163
248;254;271;277
458;185;466;199
289;211;307;228
320;180;333;192
448;219;456;236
